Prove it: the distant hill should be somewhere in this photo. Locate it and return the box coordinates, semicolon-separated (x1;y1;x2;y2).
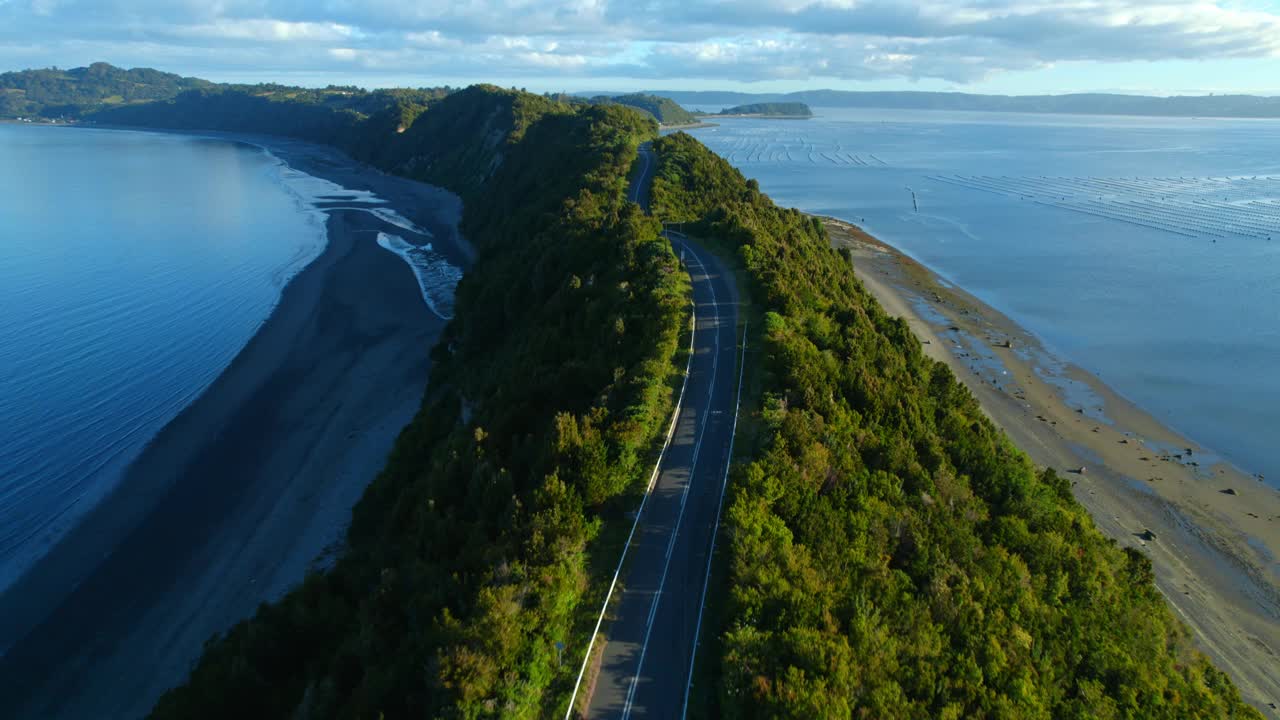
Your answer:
708;102;812;117
550;92;699;125
0;63;664;201
0;63;453;133
0;62;212;118
652;89;1280;119
589;93;698;125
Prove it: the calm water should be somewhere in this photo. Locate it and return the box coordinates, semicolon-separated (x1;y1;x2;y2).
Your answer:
0;125;334;592
689;109;1280;486
0;125;463;596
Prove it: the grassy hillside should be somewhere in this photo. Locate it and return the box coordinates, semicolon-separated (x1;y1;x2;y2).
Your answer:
649;131;1260;719
104;87;692;718
0;62;212;118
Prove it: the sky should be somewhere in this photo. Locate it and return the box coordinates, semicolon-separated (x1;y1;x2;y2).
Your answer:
3;0;1280;96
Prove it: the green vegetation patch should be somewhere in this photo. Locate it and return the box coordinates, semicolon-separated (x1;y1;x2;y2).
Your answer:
574;92;699;125
0;62;212;118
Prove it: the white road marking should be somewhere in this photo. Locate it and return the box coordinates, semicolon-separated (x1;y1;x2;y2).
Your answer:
621;241;721;719
569;148;662;719
563;287;697;720
681;316;748;719
630;147;652;205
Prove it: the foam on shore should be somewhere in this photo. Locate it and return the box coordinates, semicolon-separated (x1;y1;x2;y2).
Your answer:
264;149;460;321
376;232;462;320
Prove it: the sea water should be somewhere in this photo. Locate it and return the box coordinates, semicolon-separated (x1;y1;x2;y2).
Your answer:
687;109;1280;486
0;124;458;594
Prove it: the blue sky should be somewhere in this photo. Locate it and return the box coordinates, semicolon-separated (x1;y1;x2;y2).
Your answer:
3;0;1280;95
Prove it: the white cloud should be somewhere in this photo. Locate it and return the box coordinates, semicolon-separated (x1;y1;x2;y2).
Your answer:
170;19;359;44
1;0;1279;86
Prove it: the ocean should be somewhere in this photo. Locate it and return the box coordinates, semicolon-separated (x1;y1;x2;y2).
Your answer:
0;124;458;595
686;109;1280;487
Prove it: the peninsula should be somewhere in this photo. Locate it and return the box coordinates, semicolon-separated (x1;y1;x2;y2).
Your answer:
0;63;1269;719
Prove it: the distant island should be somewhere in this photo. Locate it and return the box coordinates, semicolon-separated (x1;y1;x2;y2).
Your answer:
649;88;1280;119
699;101;813;118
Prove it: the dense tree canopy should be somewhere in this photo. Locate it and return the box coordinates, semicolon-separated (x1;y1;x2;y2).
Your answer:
0;62;449;123
0;62;211;118
650;131;1260;719
132;88;689;719
593;93;700;125
543;91;700;125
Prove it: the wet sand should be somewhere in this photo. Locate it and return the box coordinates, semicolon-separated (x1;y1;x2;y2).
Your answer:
0;133;466;719
825;218;1280;718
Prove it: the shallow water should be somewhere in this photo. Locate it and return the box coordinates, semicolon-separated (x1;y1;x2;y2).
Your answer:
688;109;1280;487
0;126;335;591
0;125;458;594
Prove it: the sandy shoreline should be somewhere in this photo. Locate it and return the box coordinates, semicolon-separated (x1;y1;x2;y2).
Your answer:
697;114;811;120
825;218;1280;718
661;121;719;131
0;131;466;719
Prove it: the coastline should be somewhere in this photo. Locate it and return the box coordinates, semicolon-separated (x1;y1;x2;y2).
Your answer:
824;218;1280;717
695;113;811;120
0;130;467;718
661;121;719;131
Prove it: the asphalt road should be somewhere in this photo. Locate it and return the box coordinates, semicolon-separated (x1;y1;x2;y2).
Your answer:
628;141;655;209
580;144;742;718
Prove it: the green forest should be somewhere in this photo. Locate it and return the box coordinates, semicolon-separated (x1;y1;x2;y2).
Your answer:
595;93;700;125
648;131;1259;719
540;91;701;125
100;85;691;718
1;62;706;133
0;62;211;118
0;62;451;130
90;81;450;160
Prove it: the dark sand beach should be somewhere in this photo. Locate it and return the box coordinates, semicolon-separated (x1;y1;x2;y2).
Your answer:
826;219;1280;718
0;133;466;719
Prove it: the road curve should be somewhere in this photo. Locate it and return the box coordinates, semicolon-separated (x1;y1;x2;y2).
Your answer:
628;141;656;209
577;142;742;718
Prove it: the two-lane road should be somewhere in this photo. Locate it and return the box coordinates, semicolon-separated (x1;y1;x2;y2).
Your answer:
574;142;743;718
629;141;656;209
